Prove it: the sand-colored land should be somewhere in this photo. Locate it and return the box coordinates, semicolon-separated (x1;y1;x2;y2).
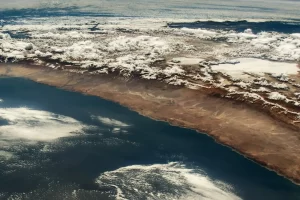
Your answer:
1;64;300;184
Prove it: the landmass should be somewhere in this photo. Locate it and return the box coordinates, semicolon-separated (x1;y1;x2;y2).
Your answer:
1;62;300;185
0;17;300;184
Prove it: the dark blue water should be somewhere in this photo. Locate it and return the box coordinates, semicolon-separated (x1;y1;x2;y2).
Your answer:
168;20;300;34
0;7;118;20
0;77;300;200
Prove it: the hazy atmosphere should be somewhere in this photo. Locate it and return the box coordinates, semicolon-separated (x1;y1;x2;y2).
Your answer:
1;0;300;199
1;0;300;19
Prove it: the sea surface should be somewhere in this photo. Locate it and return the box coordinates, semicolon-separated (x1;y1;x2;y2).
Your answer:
0;77;299;200
1;0;300;20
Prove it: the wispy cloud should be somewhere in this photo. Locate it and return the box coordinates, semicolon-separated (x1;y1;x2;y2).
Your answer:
92;115;130;127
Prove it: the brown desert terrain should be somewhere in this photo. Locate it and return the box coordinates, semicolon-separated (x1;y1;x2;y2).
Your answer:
0;63;300;184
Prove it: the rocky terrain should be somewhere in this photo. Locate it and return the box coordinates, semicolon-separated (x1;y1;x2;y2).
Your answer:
1;17;300;183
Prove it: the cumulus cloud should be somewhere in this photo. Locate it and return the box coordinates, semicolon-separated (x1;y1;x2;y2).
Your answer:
0;107;85;142
268;92;287;101
0;150;14;160
96;162;241;200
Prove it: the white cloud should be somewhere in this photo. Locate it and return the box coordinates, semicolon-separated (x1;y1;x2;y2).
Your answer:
96;162;241;200
0;107;85;142
268;92;287;101
93;115;130;127
0;150;14;160
211;58;299;81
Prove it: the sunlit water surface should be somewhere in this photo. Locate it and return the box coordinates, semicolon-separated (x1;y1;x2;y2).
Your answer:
0;78;299;200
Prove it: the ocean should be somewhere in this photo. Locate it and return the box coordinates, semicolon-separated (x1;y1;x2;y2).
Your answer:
1;0;300;20
0;0;300;199
0;77;299;200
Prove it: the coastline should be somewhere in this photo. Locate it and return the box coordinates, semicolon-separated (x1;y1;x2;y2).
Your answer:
1;63;300;185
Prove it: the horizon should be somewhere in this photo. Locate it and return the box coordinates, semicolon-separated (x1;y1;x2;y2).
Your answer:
0;0;300;20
